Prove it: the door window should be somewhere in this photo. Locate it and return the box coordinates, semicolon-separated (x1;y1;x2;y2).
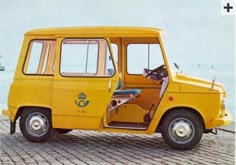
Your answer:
61;39;115;77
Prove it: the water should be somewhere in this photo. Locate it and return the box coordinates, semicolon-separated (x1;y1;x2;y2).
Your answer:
0;66;15;110
0;65;235;120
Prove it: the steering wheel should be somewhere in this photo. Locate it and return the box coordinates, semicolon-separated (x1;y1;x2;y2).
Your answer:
145;64;167;80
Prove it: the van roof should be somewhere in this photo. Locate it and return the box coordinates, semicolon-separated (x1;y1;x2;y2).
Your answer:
25;26;162;37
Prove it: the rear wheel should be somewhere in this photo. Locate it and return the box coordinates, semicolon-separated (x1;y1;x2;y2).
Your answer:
20;108;55;143
161;109;203;150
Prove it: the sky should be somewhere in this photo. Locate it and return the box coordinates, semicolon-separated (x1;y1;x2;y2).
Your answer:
0;0;235;118
0;0;235;68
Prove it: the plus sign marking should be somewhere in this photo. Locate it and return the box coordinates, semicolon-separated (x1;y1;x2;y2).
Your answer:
224;3;233;12
221;0;235;15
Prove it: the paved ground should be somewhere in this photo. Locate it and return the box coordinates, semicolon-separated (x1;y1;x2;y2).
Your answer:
0;116;235;165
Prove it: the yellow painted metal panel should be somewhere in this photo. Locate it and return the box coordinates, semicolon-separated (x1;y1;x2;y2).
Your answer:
53;116;102;129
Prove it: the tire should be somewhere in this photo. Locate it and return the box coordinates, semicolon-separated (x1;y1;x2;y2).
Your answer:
55;128;72;134
161;109;203;150
20;108;55;143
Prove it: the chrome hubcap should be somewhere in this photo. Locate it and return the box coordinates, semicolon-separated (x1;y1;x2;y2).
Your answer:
168;118;195;144
26;113;48;137
172;121;192;138
29;116;46;131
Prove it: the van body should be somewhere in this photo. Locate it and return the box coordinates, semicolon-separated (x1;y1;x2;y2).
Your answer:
2;27;232;150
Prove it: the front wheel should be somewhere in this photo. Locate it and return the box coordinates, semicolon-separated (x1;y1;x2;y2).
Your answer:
20;108;55;143
161;110;203;150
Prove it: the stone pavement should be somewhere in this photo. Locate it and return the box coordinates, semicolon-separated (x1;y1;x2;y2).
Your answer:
0;116;235;165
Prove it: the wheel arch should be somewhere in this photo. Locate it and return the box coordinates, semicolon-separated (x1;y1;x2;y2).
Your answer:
156;106;205;132
15;106;52;122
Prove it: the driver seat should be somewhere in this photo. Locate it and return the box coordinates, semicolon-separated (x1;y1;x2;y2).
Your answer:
107;68;141;111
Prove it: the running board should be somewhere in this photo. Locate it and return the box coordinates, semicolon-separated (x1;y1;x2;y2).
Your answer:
105;125;147;130
106;122;148;130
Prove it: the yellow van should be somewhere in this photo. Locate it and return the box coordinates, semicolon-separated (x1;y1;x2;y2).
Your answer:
2;27;232;150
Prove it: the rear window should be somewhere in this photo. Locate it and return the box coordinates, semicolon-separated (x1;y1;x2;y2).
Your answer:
24;40;56;75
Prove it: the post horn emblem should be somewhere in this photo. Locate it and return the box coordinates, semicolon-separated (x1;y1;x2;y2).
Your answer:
75;92;89;107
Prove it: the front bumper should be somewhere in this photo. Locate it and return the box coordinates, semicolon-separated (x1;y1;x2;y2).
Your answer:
212;111;232;127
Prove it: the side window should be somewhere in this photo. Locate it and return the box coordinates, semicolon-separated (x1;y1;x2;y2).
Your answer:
61;40;98;74
24;40;55;74
127;44;164;74
61;39;115;77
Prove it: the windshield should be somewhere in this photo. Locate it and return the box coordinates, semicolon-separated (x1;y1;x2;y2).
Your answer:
161;32;181;73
